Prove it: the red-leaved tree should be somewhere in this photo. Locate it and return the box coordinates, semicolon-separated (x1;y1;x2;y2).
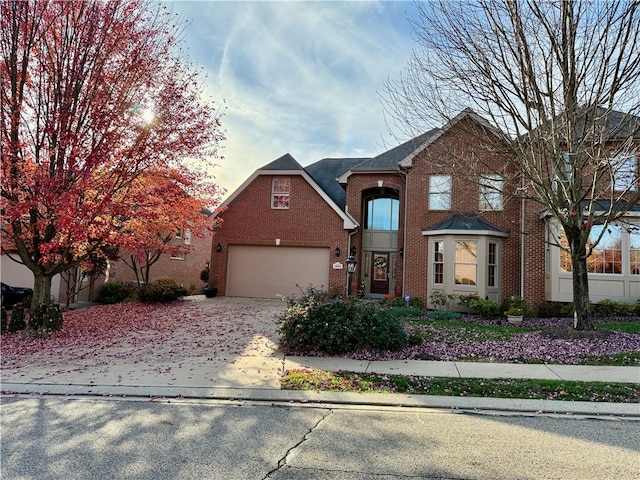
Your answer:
1;0;224;310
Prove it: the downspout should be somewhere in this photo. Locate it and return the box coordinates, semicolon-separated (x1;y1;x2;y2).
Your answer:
520;175;526;299
346;205;359;294
399;167;409;297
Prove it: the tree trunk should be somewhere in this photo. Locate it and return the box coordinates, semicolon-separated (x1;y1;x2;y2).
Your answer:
31;273;53;312
571;253;595;330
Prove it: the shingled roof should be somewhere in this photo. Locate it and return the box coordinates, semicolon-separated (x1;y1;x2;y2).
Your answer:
351;129;441;170
422;213;508;236
261;153;304;171
305;158;368;209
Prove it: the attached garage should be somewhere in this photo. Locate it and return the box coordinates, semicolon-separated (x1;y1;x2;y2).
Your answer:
226;246;330;298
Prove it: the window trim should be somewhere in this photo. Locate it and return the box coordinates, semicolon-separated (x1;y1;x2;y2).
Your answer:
454;240;478;286
479;174;504;211
271;178;291;209
429;175;451;211
613;152;638;191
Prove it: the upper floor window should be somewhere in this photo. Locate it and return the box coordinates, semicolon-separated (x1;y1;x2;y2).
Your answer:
365;197;399;230
479;174;504;211
272;178;290;209
552;152;572;192
613;153;637;191
429;175;451;210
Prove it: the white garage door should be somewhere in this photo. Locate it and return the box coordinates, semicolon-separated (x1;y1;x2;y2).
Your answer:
226;246;330;298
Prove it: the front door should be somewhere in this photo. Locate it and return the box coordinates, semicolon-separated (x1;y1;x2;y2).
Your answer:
370;252;389;294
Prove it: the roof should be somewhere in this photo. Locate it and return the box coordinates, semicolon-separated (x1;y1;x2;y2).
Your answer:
352;129;441;170
422;213;509;237
261;153;304;171
305;158;367;209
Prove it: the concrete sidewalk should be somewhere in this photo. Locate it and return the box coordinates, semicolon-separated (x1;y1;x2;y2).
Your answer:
2;355;639;418
285;356;640;383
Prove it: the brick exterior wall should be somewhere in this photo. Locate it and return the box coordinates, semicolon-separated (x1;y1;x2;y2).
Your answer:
211;173;349;296
402;118;522;306
58;233;212;303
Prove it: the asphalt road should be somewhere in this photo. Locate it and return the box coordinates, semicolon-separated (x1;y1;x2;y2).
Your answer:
2;396;638;480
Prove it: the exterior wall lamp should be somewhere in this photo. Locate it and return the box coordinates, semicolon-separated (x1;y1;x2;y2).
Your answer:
346;255;358;296
334;246;341;257
216;243;223;253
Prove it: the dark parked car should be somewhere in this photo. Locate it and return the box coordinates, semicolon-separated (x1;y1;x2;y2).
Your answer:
1;282;33;309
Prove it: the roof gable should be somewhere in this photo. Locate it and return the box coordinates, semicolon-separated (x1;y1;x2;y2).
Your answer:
219;153;357;229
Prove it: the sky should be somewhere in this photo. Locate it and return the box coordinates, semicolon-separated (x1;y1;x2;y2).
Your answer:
169;0;418;198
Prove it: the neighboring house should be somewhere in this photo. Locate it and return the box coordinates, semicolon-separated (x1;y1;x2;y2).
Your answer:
0;255;60;302
61;231;212;303
210;109;639;308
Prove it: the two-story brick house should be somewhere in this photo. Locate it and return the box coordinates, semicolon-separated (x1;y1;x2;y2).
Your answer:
210;109;639;308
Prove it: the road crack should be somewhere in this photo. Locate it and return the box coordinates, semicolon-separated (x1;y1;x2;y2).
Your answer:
262;408;334;479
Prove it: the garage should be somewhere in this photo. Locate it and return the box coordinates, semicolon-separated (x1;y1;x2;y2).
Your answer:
226;246;330;298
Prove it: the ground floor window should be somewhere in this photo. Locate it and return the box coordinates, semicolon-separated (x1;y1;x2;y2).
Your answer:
427;235;504;306
455;241;477;285
559;223;631;274
433;240;444;284
488;242;497;287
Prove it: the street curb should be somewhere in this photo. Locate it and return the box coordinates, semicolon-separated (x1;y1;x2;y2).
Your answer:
2;382;639;418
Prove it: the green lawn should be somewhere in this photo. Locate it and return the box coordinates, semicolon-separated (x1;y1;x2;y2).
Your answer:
282;369;640;403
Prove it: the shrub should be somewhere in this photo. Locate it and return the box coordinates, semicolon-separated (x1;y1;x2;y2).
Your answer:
29;303;64;332
560;303;575;316
531;301;570;318
97;281;133;304
138;279;188;303
429;290;453;310
407;328;424;346
8;303;27;332
501;296;530;317
468;298;501;318
408;296;424;310
592;299;635;317
279;294;406;354
457;294;480;310
1;307;7;333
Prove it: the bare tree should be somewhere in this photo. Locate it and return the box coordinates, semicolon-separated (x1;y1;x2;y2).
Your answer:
385;0;640;330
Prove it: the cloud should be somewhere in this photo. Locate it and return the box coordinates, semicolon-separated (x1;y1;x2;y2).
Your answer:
171;1;415;196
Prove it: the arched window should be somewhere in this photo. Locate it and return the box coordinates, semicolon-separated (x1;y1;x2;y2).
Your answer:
365;197;399;231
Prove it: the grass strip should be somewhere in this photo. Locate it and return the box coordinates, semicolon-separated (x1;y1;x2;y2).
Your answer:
282;369;640;403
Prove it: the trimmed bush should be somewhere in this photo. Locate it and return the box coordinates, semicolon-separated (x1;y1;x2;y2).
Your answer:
279;290;406;354
97;281;133;304
501;296;530;317
468;298;501;318
593;299;636;317
1;307;7;333
29;303;64;332
531;301;570;318
8;303;27;332
138;280;187;303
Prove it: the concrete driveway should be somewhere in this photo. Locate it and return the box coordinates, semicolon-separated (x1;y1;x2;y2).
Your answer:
1;296;287;392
